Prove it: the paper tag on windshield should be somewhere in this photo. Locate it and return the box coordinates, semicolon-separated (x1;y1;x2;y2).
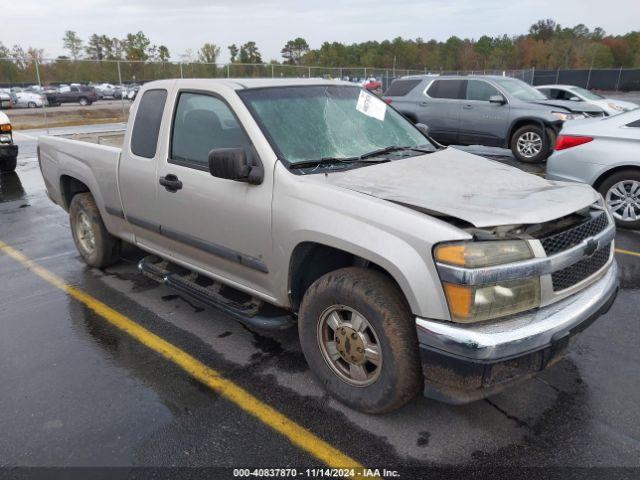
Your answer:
356;90;386;121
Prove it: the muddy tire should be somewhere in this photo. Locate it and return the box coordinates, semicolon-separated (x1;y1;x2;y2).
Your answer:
69;192;120;268
299;267;422;414
510;124;551;163
0;156;17;173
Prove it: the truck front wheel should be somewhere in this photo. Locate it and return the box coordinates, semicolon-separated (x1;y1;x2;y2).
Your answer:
299;267;422;413
69;193;121;268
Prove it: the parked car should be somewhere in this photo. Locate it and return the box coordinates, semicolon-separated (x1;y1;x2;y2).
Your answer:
95;83;118;99
547;110;640;229
38;79;618;412
384;75;603;163
362;77;382;92
48;85;98;106
0;110;18;173
536;84;638;116
0;90;15;109
125;84;140;101
14;91;45;108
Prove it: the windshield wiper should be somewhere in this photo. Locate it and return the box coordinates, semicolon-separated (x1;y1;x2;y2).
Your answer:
288;145;433;170
358;145;433;160
289;156;387;170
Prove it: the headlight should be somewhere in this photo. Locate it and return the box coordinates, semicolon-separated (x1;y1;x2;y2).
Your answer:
435;240;533;267
435;241;540;323
0;134;11;143
607;103;624;112
552;111;574;121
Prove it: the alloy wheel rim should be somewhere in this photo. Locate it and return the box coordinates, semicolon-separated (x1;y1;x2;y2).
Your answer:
606;180;640;222
75;211;96;255
516;131;542;158
317;305;382;387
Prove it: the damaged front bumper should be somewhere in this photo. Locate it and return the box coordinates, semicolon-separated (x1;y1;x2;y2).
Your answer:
415;261;619;404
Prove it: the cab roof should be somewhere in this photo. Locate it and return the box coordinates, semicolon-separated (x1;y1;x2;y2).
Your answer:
143;78;356;90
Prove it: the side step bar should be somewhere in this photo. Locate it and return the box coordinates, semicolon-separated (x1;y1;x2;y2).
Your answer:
138;256;295;331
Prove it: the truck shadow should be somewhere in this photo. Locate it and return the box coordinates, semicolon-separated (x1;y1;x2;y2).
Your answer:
66;268;597;468
0;172;26;203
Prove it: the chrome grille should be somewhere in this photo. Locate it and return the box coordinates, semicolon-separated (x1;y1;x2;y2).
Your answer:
541;212;609;255
551;243;611;291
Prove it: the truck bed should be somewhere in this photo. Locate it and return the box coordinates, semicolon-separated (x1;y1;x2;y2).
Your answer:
38;133;124;223
61;131;125;148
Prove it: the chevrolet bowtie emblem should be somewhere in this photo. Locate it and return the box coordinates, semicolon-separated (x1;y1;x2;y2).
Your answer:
584;239;598;257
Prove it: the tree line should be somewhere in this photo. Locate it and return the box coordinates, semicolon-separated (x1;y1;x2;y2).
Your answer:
1;20;639;85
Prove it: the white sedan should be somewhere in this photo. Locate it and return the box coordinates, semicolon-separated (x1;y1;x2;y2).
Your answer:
547;110;640;228
14;91;45;108
537;84;638;116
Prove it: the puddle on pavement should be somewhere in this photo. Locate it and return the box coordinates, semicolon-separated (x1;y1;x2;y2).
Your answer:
0;172;26;203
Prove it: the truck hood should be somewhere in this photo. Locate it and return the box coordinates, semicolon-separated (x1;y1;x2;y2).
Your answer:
530;99;603;114
322;148;599;228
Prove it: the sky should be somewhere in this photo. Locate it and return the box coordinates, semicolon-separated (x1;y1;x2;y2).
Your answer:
4;0;640;63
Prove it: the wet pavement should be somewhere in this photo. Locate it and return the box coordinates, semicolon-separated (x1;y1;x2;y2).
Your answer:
1;127;640;476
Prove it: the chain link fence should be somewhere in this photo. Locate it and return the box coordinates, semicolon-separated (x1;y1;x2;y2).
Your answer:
1;57;638;131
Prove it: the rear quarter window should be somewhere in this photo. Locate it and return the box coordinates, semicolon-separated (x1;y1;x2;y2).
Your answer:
130;89;168;158
384;79;422;97
426;80;466;99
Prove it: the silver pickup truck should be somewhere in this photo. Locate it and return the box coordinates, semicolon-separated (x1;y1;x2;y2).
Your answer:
38;79;619;413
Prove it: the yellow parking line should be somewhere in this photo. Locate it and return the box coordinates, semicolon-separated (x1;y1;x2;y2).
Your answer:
615;248;640;258
0;240;365;471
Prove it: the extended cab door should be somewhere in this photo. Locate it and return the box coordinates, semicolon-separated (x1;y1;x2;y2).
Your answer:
118;88;169;246
416;79;465;144
154;88;273;296
458;79;510;147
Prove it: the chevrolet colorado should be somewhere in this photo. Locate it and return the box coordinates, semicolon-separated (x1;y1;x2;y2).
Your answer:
38;79;619;413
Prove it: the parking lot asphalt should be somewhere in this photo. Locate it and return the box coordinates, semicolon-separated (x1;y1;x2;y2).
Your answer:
1;127;640;476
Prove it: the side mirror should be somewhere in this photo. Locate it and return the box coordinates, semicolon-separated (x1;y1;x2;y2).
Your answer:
569;96;581;102
415;123;430;137
489;94;506;104
208;147;263;185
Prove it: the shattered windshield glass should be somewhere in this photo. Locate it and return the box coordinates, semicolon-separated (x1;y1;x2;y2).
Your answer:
239;85;435;166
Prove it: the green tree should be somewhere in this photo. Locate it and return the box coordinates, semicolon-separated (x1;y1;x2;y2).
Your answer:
281;37;309;64
474;35;493;68
228;44;239;63
85;34;105;61
123;31;150;61
529;19;557;42
63;30;83;60
198;43;221;63
239;41;261;63
158;45;170;63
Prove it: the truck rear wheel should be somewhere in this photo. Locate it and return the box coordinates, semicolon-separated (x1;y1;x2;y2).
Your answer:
1;156;17;173
298;267;422;413
69;192;121;268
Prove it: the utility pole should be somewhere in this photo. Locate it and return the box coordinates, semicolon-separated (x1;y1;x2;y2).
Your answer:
34;59;49;134
117;61;125;120
615;66;623;91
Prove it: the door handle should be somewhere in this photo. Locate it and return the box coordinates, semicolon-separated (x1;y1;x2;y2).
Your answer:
419;101;429;107
159;174;183;192
463;104;473;109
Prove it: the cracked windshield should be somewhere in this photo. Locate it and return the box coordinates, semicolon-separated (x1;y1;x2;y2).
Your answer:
239;85;435;166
